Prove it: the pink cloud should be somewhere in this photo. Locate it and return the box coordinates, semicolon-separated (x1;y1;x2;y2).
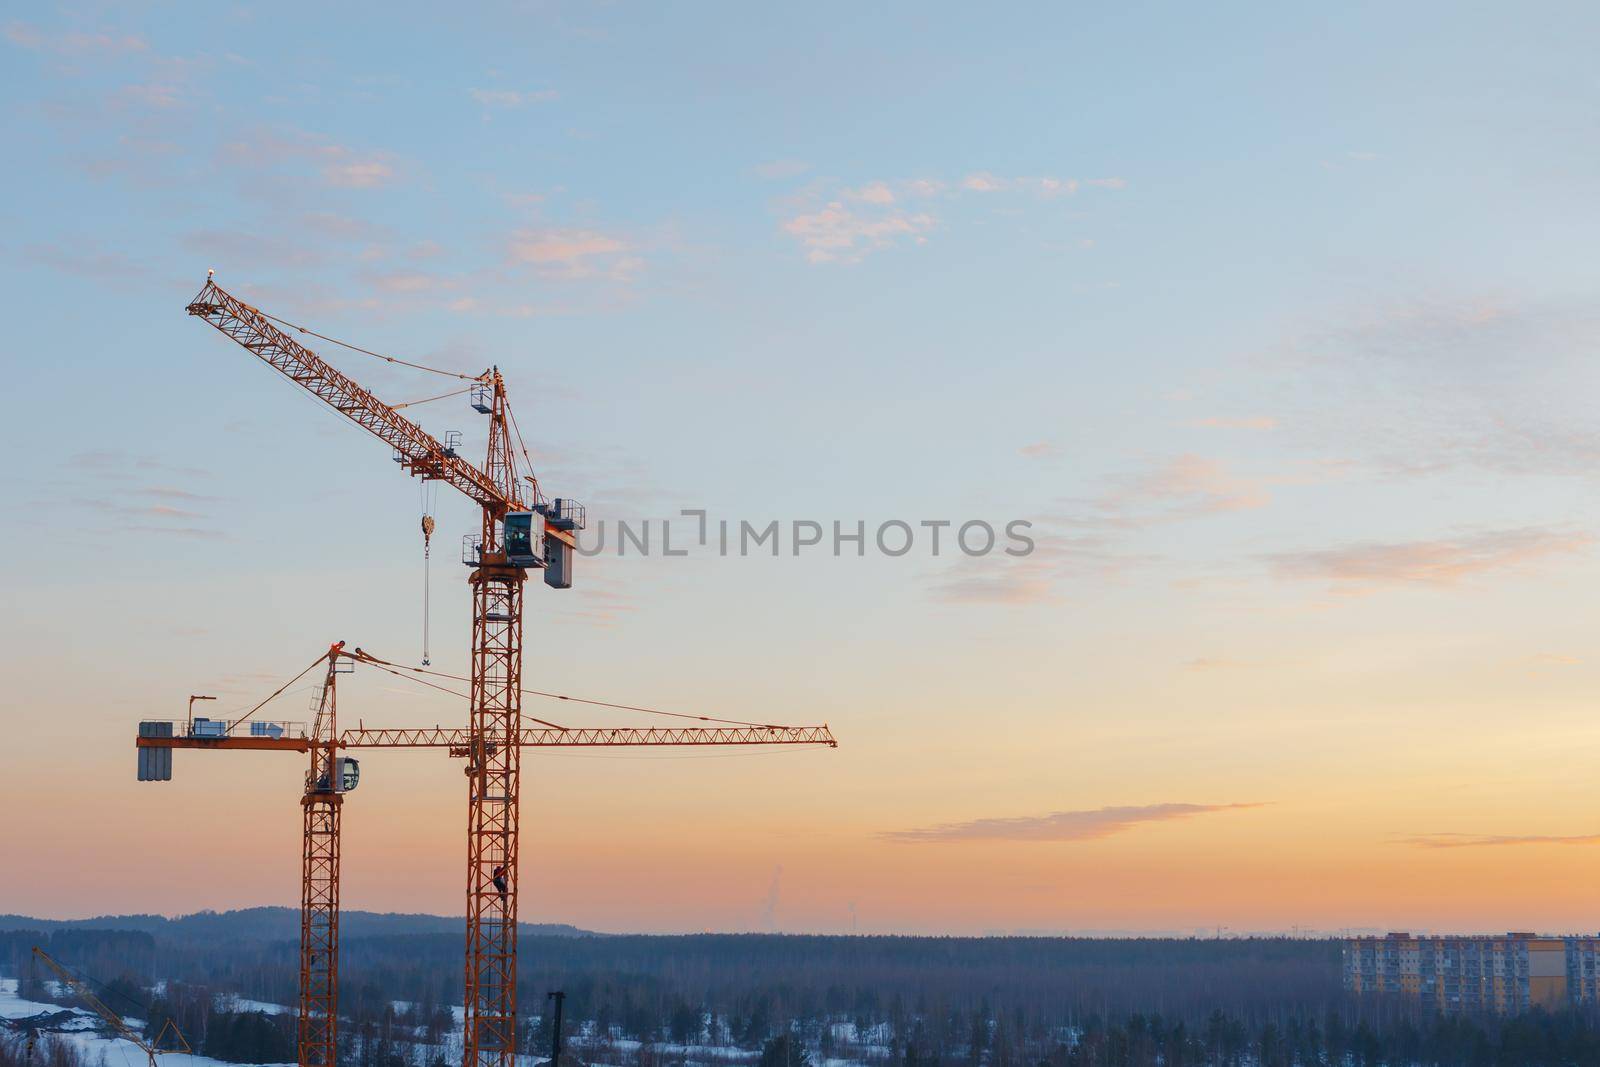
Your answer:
1268;527;1593;590
783;172;1124;264
367;270;455;294
1124;454;1270;515
1192;415;1279;430
6;22;148;55
508;228;640;280
846;181;896;205
1404;832;1600;849
780;202;934;264
883;802;1263;843
1526;652;1581;667
961;172;1008;192
220;128;400;190
1183;657;1251;672
118;82;183;109
469;87;559;108
324;159;395;188
1024;176;1077;197
928;532;1143;605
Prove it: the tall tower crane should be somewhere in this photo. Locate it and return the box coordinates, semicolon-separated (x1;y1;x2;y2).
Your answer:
136;642;834;1067
186;276;565;1067
181;278;833;1067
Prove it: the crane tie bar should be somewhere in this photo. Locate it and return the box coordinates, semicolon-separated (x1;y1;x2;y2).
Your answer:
346;648;784;729
261;311;485;382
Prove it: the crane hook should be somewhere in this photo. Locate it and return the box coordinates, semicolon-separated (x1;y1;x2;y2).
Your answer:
420;513;436;665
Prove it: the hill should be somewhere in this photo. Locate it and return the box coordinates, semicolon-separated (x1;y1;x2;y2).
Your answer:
0;907;591;941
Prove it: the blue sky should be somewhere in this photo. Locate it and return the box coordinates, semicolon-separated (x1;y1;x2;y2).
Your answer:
5;2;1600;933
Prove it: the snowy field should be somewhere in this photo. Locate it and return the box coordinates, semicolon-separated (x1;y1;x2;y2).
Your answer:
0;978;293;1067
3;978;887;1067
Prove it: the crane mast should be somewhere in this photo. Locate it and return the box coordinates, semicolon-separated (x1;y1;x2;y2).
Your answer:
465;373;523;1067
301;643;347;1067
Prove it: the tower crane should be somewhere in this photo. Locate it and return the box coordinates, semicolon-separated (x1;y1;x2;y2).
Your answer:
180;272;836;1067
29;948;192;1067
186;276;573;1067
136;642;834;1067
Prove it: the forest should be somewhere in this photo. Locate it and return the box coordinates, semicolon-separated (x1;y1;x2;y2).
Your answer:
5;910;1600;1067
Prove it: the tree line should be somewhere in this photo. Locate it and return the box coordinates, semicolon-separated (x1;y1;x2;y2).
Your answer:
8;919;1600;1065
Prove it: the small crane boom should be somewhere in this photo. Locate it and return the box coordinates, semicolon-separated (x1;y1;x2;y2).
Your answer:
29;948;190;1067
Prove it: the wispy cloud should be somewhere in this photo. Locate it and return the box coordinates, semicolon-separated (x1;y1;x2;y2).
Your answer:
324;159;394;188
1183;657;1252;672
1267;526;1593;591
781;202;935;264
69;450;211;479
751;159;809;180
930;454;1266;605
1191;416;1278;431
124;525;227;540
1525;652;1581;667
469;87;559;109
844;181;897;205
5;22;148;55
364;269;460;294
117;82;183;109
959;173;1121;197
301;211;392;243
220;127;400;190
24;243;154;285
883;802;1263;844
135;486;217;503
507;228;641;281
928;532;1145;605
1060;454;1272;530
183;229;325;270
1404;832;1600;849
1120;454;1270;516
778;171;1126;264
1276;294;1600;481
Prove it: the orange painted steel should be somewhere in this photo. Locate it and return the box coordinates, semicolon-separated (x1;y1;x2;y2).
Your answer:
464;561;523;1067
300;644;345;1067
135;723;838;752
341;724;839;750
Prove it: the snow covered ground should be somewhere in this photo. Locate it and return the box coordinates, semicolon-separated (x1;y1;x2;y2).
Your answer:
0;979;293;1067
4;977;884;1067
214;997;291;1018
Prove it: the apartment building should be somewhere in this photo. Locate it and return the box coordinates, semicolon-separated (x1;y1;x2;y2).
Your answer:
1344;932;1598;1014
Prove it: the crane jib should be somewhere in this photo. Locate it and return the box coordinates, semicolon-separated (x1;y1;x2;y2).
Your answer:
185;280;514;513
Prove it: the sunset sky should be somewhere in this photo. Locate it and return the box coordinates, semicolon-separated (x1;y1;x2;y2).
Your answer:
5;3;1600;935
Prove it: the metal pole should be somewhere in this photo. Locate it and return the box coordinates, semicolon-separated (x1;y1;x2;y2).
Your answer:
547;991;565;1066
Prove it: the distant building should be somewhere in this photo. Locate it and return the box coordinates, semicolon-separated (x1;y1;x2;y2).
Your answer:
1344;932;1600;1014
